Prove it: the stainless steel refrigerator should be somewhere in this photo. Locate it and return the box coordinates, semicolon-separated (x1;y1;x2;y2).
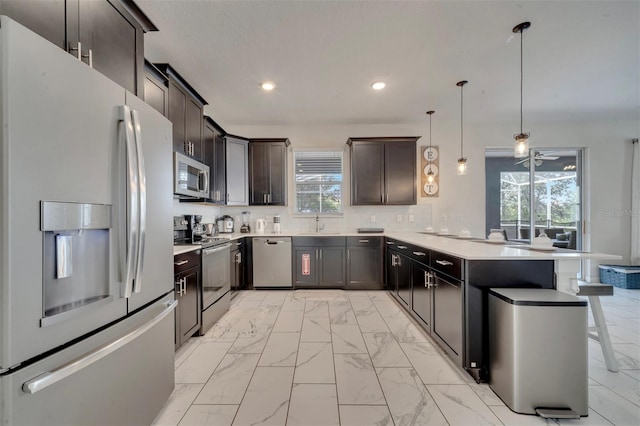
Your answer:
0;16;176;425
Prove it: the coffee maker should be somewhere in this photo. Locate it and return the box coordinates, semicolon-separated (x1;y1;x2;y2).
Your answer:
173;215;206;243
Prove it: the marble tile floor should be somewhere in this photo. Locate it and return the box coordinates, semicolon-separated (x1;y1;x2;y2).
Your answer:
153;288;640;426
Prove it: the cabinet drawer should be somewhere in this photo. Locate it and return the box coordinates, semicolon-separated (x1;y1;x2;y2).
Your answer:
293;236;346;247
431;251;463;280
174;249;201;274
387;240;428;262
347;236;382;247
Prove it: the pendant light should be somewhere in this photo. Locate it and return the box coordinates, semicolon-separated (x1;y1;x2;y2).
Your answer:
513;21;531;158
456;80;468;175
426;110;435;184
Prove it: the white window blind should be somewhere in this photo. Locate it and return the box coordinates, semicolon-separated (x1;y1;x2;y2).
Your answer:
294;151;343;214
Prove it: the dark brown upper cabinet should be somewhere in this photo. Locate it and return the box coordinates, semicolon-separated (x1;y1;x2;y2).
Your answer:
203;117;227;204
249;138;290;206
143;60;169;117
1;0;153;95
155;64;208;162
347;137;419;205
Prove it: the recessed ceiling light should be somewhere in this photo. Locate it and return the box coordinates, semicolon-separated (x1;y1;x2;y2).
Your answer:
261;82;275;91
371;81;386;90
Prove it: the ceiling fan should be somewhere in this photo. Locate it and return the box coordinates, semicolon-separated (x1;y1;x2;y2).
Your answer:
515;152;560;167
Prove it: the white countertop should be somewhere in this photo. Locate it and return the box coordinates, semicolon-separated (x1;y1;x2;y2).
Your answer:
174;231;621;261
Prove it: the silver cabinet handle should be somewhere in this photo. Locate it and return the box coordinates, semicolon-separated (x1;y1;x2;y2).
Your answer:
68;41;82;60
182;277;187;295
413;251;426;256
174;260;189;266
82;48;93;68
359;239;369;243
424;271;429;287
397;245;407;249
268;194;272;203
236;252;242;264
436;260;453;266
386;241;395;245
175;279;182;294
386;193;389;203
23;300;177;394
347;249;350;261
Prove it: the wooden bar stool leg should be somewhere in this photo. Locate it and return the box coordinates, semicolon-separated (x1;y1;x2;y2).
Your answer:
588;295;619;372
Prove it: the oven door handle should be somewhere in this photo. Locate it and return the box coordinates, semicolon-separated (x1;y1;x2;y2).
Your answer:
203;244;231;256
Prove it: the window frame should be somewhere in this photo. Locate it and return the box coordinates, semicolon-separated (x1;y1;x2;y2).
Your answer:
293;148;345;217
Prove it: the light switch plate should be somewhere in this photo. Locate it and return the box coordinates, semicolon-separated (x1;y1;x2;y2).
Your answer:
370;215;376;223
408;214;415;222
396;214;403;222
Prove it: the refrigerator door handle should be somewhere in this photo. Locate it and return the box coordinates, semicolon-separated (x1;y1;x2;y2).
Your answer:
131;109;146;294
118;105;139;298
22;299;177;394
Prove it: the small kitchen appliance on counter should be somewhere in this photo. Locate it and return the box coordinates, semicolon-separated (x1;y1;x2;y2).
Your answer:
217;215;235;233
273;214;281;234
240;211;251;233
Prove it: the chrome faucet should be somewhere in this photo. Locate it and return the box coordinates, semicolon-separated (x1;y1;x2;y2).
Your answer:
315;212;324;233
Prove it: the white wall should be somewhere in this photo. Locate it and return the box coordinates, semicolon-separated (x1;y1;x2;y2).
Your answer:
224;119;638;272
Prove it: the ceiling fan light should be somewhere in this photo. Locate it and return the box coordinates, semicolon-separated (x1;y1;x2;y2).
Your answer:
514;133;529;158
457;157;468;175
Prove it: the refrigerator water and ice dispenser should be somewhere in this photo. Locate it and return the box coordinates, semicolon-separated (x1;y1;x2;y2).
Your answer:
41;201;112;326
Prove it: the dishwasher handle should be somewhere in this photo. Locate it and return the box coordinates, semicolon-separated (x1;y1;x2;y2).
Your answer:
266;240;286;245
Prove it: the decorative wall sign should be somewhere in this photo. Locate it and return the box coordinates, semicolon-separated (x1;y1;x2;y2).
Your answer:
421;145;439;197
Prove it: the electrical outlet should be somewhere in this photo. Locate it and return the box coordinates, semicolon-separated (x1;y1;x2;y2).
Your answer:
370;215;376;223
396;214;403;222
408;214;415;223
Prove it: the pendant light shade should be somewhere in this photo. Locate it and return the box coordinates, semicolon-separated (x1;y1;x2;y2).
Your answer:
513;21;531;158
426;110;435;184
456;80;468;176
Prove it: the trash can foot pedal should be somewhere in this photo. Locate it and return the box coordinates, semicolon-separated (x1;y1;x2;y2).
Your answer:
535;408;580;419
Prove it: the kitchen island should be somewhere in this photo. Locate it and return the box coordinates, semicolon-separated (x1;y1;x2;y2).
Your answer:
174;230;620;382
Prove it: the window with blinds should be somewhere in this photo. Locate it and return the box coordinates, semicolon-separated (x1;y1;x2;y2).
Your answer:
294;151;343;214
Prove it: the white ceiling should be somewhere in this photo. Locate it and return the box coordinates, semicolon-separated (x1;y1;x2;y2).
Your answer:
138;0;639;127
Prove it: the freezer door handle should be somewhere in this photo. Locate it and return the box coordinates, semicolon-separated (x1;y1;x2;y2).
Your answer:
131;109;146;294
22;300;178;395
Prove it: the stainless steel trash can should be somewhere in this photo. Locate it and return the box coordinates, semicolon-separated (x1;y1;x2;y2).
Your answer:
488;288;588;418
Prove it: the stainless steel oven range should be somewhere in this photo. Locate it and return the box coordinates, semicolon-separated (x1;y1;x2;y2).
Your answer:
199;237;231;335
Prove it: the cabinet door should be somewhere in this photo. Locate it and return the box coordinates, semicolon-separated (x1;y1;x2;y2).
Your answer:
249;143;269;205
203;121;216;200
168;81;187;154
213;132;226;204
386;250;397;292
0;0;66;49
294;248;318;286
230;249;243;291
319;247;345;288
144;73;168;117
411;261;432;332
384;140;416;205
351;141;384;205
432;273;462;356
177;267;201;347
267;143;287;205
347;247;382;288
186;98;203;161
226;137;249;205
396;254;411;308
77;0;141;94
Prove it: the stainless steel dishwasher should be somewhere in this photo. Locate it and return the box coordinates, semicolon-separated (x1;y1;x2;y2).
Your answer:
253;237;292;288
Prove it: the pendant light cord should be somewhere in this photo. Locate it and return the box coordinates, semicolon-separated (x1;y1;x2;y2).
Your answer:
460;84;464;158
520;27;524;135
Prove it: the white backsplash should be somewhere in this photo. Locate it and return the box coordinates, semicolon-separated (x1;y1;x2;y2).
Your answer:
219;204;433;234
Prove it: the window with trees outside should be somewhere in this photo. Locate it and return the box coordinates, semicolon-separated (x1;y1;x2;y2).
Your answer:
500;171;578;230
294;151;343;214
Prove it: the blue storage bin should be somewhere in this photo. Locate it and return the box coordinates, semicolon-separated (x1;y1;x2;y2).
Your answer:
599;265;640;289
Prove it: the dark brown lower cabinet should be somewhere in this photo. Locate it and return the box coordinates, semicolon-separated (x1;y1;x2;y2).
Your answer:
411;260;432;333
387;249;411;308
432;272;463;357
174;250;201;349
230;245;244;291
292;237;346;288
347;237;383;289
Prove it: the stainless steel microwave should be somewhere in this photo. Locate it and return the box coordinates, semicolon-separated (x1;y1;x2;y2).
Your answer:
174;152;210;198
